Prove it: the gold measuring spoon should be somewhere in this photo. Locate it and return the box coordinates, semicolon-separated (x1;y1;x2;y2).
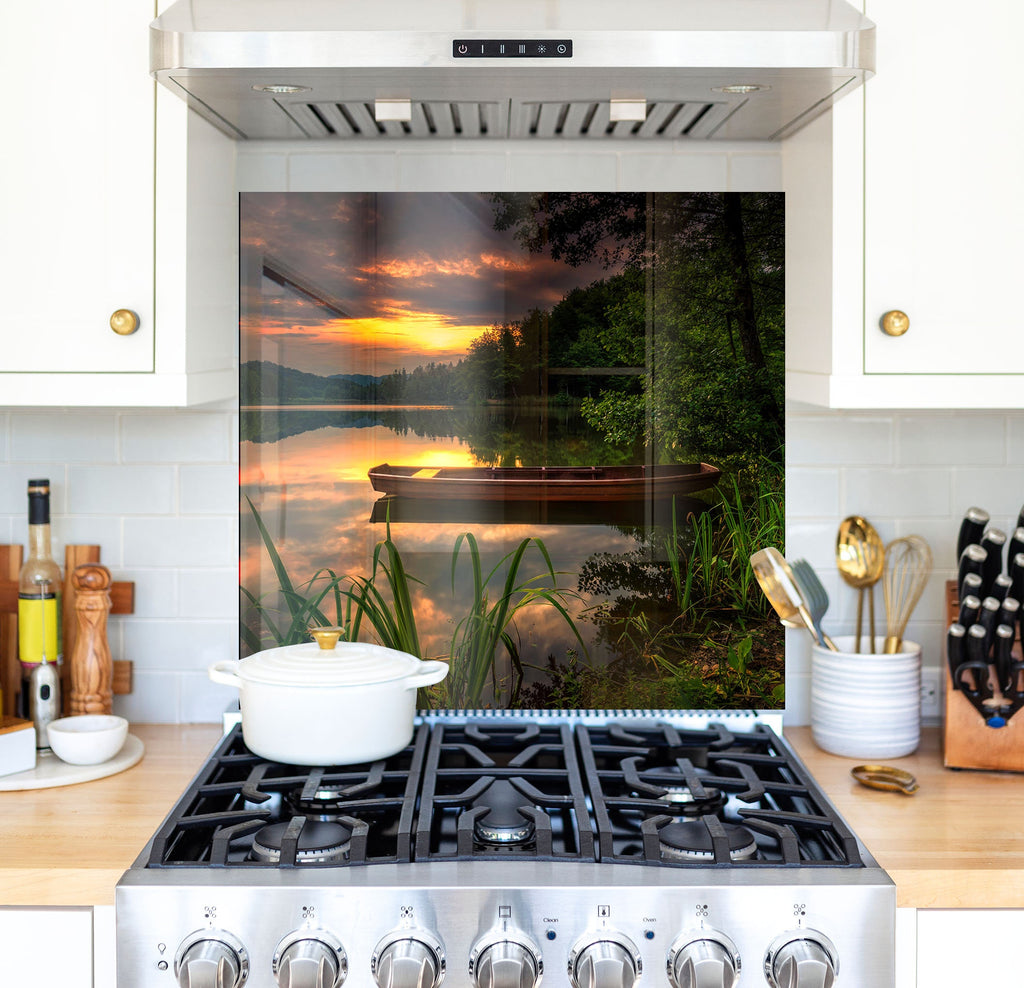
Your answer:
836;516;885;653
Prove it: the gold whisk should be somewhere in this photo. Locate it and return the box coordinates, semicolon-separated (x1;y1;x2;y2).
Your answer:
882;535;933;654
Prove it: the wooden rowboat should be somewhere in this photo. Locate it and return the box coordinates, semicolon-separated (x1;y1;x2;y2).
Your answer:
367;462;721;502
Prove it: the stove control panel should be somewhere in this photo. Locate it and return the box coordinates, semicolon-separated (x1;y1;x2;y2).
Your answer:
120;880;892;988
667;931;740;988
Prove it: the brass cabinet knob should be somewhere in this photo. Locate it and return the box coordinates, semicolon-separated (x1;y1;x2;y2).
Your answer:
880;310;910;337
109;308;140;336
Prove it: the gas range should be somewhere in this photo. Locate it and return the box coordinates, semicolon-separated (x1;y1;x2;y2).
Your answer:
116;712;895;988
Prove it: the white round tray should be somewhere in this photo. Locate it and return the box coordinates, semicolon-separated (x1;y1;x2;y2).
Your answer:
0;733;144;791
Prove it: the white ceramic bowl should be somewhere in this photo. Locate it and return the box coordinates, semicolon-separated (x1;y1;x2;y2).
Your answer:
47;715;128;765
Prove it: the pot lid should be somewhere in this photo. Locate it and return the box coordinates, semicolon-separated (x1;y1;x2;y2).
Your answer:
237;641;426;687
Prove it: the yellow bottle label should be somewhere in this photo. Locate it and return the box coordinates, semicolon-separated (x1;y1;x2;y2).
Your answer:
18;595;62;666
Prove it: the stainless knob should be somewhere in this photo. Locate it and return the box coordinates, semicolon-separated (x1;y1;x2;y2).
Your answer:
473;939;542;988
669;935;740;988
175;932;248;988
570;938;640;988
274;936;346;988
765;932;838;988
372;937;444;988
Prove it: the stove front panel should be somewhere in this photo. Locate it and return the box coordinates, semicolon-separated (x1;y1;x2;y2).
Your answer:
117;865;894;988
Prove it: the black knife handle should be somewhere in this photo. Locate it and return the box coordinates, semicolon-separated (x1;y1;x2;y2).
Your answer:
1017;504;1024;534
1011;553;1024;606
947;623;967;688
958;507;990;562
960;572;984;603
980;529;1007;587
977;596;1002;650
965;625;993;697
1008;527;1024;569
958;593;982;629
958;545;988;599
994;624;1016;695
990;574;1014;604
998;596;1020;631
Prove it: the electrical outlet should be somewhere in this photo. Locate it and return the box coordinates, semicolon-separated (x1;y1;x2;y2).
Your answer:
920;667;942;720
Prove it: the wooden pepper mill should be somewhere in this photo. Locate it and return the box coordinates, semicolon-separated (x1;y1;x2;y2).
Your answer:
69;563;113;715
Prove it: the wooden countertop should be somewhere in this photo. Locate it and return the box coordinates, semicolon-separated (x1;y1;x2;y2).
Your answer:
786;726;1024;909
1;724;1021;909
0;725;221;907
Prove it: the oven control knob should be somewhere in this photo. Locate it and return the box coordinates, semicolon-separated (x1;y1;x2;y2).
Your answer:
764;931;838;988
274;932;347;988
175;930;249;988
372;932;446;988
568;934;641;988
668;932;740;988
470;935;543;988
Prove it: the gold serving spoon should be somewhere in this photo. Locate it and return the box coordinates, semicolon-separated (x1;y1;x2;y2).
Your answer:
836;516;885;653
750;547;838;650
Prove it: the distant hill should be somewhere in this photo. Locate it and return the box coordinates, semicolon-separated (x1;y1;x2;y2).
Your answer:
240;361;382;405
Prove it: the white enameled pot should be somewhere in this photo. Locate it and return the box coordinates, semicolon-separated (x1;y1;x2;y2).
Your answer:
209;640;449;765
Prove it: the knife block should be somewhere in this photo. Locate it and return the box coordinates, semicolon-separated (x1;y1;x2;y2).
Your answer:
943;580;1024;772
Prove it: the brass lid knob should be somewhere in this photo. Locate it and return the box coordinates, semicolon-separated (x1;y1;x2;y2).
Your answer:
309;627;343;650
109;309;140;336
880;310;910;337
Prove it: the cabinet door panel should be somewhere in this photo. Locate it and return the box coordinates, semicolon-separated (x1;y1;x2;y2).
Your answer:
0;0;154;374
863;0;1024;376
0;907;94;987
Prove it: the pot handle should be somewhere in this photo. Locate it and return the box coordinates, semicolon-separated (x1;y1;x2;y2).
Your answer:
405;660;450;690
209;660;242;689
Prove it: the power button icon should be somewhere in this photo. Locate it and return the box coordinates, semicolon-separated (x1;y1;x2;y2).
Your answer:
458;44;468;54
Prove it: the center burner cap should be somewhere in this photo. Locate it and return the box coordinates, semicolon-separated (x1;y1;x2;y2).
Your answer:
251;819;352;864
472;779;536;845
658;821;757;862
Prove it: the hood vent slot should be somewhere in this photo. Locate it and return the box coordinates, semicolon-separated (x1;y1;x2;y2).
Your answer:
514;100;733;139
279;98;735;140
283;100;505;139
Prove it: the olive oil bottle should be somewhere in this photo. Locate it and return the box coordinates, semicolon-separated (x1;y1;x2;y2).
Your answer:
18;479;62;722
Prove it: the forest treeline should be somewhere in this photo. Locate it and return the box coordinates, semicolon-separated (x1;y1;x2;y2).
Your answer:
241;193;784;468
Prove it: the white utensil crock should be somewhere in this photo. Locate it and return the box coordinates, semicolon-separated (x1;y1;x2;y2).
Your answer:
209;641;449;765
810;635;921;759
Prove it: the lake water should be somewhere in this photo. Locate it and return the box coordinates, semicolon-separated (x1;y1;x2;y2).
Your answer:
240;404;703;707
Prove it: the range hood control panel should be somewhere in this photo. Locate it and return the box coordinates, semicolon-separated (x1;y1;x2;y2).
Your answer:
452;40;573;58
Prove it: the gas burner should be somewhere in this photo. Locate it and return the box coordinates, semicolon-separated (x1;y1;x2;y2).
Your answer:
471;780;536;845
655;785;727;818
251;820;352;864
285;785;353;820
657;821;757;863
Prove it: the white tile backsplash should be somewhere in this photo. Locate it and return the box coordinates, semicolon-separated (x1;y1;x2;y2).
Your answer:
10;412;117;462
68;465;176;515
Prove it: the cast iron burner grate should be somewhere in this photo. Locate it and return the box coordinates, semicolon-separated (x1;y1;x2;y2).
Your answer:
414;721;594;861
145;724;428;867
142;719;863;870
576;721;863;867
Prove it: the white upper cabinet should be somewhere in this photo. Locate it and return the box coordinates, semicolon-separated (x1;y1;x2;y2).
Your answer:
0;0;236;406
784;0;1024;408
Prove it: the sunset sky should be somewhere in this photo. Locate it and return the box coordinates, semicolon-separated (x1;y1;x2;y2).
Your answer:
240;192;619;377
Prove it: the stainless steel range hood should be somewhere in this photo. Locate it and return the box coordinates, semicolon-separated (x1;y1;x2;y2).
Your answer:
151;0;874;142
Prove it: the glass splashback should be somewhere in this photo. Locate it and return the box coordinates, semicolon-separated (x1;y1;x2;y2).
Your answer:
239;191;785;710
